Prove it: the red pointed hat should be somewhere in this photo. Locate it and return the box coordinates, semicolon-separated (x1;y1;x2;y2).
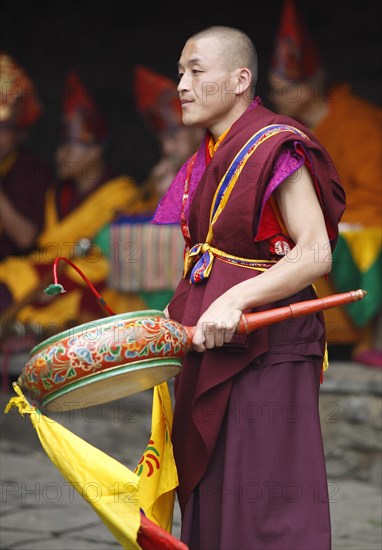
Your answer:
62;71;108;144
0;52;42;128
271;0;322;81
134;65;183;134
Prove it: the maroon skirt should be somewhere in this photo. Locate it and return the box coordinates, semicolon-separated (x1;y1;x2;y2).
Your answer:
180;356;331;550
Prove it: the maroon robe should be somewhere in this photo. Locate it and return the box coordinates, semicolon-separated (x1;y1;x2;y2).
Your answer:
168;103;345;548
0;148;52;260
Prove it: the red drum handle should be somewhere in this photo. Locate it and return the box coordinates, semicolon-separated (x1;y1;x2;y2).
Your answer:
184;289;367;340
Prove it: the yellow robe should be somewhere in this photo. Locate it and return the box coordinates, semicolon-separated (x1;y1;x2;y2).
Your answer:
314;84;382;227
313;85;382;350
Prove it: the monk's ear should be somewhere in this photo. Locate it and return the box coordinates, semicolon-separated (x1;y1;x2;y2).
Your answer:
235;68;252;96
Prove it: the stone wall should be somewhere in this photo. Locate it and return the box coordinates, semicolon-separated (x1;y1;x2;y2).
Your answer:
320;362;382;485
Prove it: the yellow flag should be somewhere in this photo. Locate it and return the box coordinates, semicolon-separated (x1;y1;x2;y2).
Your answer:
135;382;178;532
5;385;142;550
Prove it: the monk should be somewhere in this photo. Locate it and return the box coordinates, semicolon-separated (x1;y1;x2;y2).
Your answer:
152;25;345;549
105;65;204;314
268;1;381;228
0;71;141;330
268;0;382;366
0;52;52;261
134;64;203;208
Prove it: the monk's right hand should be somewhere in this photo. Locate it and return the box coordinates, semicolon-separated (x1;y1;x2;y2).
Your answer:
192;295;242;352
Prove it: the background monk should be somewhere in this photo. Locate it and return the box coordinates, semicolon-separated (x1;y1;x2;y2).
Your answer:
104;65;204;314
0;71;141;331
153;25;345;549
134;64;203;208
0;52;52;261
268;0;382;366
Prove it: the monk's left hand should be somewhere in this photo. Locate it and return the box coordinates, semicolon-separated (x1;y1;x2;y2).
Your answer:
192;294;242;352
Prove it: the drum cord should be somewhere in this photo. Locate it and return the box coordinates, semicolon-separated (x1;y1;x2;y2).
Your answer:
44;256;116;316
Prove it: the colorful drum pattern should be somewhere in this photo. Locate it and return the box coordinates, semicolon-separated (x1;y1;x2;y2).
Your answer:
18;310;189;411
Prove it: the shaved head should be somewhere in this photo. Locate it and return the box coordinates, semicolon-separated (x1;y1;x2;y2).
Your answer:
187;26;258;94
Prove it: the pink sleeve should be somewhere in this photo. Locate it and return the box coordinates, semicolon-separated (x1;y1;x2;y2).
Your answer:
256;142;304;246
151;160;188;225
256;141;337;247
260;142;305;213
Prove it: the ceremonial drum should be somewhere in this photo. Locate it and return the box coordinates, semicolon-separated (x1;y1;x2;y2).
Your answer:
18;310;189;411
18;290;366;412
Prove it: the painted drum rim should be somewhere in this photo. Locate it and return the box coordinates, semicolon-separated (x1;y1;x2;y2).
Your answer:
29;309;165;356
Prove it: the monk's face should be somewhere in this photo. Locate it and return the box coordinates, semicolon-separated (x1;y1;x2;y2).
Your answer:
55;142;101;181
177;36;240;132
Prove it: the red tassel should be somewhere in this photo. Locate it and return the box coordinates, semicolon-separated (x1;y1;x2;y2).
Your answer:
320;368;324;384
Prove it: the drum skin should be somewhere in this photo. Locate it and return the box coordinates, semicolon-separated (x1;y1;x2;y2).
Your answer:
18;310;189;411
